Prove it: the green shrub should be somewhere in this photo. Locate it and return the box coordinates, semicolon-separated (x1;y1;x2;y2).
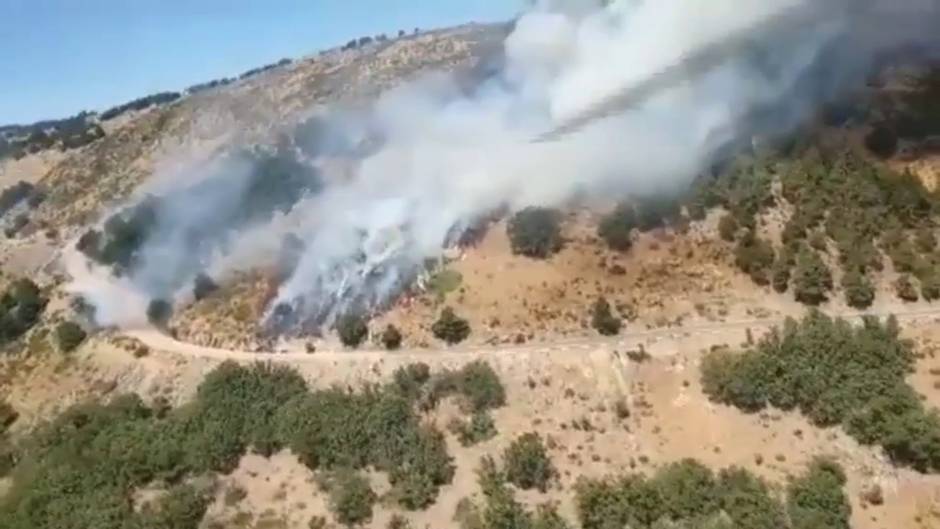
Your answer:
381;324;403;350
337;313;369;348
432;307;470;345
864;124;898;158
327;472;376;526
635;194;681;231
507;207;563;259
716;467;786;529
0;278;46;345
503;432;555;492
428;269;463;299
841;268;874;309
146;299;172;328
718;213;738;242
431;360;507;412
700;311;940;472
590;297;621;336
895;274;919;302
734;232;775;285
137;485;210;529
653;459;718;520
771;255;791;293
915;227;937;253
598;202;636;251
55;321;87;352
0;360;503;524
575;460;802;529
0;400;18;433
192;273;218;301
922;271;940;301
792;247;832;305
786;458;851;529
451;411;497;446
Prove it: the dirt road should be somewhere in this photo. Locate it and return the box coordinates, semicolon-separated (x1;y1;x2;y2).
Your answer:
127;305;940;363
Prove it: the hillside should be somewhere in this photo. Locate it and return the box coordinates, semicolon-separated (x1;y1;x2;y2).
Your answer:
1;10;940;529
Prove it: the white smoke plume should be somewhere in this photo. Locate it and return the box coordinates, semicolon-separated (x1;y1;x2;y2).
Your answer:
69;0;940;331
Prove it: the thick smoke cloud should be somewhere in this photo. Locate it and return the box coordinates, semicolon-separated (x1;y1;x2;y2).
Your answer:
69;0;939;331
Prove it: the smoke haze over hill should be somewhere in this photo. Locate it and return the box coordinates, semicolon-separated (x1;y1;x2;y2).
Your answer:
69;0;940;332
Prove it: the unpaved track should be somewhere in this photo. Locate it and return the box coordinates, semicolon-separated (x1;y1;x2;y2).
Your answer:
128;306;940;363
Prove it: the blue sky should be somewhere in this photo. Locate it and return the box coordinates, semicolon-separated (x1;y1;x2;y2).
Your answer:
0;0;523;124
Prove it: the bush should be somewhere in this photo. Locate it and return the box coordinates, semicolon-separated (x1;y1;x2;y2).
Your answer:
0;360;480;526
575;459;815;529
328;472;376;526
381;324;403;350
701;311;940;472
451;411;497;446
507;207;563;259
337;313;369;348
431;360;506;412
55;321;87;352
792;247;832;305
718;213;738;242
192;273;218;301
635;194;681;231
146;298;172;328
841;268;874;309
590;297;621;336
503;432;555;492
895;274;919;302
922;272;940;301
864;124;898;158
771;255;791;293
0;278;46;345
432;307;470;345
598;202;636;251
786;458;851;529
654;459;718;520
734;232;775;285
0;400;18;433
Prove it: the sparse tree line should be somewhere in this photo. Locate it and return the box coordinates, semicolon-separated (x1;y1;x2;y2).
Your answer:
691;145;940;308
0;111;104;161
0;353;856;529
0;359;506;528
341;28;422;51
98;91;182;121
454;439;850;529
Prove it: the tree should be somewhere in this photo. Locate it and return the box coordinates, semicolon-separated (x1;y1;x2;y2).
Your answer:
718;213;738;242
636;194;681;231
432;307;470;345
786;459;851;529
895;274;919;302
507;207;563;259
146;299;172;328
841;268;874;309
598;202;636;251
381;324;403;350
864;124;898;159
55;321;87;352
503;433;556;492
771;255;791;293
792;247;832;305
734;232;775;285
329;472;376;526
922;272;940;301
192;273;218;301
337;314;369;348
590;297;621;336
